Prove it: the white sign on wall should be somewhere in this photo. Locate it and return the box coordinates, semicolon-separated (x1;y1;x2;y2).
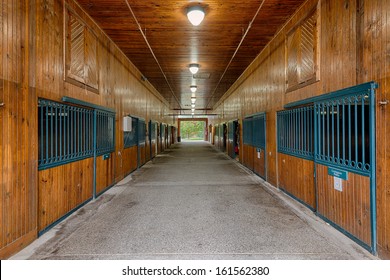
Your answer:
334;177;343;192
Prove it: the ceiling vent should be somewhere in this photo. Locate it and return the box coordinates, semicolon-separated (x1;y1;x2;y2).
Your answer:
193;73;210;79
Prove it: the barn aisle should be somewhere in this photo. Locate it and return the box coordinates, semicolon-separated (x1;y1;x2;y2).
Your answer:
12;142;374;260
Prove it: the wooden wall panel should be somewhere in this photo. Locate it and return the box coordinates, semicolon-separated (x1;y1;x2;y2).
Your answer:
139;144;146;166
38;158;93;232
96;153;115;195
211;0;390;258
317;164;371;246
0;0;38;259
278;153;315;209
0;0;175;258
123;146;138;176
253;148;266;179
357;0;390;259
243;145;254;171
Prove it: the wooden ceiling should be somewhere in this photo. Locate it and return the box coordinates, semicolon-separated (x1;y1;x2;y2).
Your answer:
76;0;306;114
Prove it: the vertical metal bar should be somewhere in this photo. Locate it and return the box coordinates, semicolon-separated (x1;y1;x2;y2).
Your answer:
322;104;325;157
59;105;62;161
362;94;365;166
326;103;330;160
355;96;358;165
55;105;58;162
348;100;351;164
93;110;97;199
337;102;340;162
298;109;301;153
295;110;298;152
303;108;306;155
342;100;345;163
40;102;44;165
314;103;319;211
369;84;377;254
50;105;54;163
331;102;335;161
78;109;81;157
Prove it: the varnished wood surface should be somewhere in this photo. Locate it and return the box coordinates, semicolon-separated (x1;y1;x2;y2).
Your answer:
96;153;115;195
211;0;390;258
123;146;138;176
253;148;266;179
0;0;38;258
0;0;175;258
76;0;306;110
38;158;93;232
317;164;371;246
277;153;315;209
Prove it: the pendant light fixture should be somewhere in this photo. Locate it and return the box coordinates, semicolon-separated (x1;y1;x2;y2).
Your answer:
189;63;199;74
187;6;205;26
190;85;197;93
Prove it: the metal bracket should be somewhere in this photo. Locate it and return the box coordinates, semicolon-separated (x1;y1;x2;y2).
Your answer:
379;100;389;106
0;102;4;107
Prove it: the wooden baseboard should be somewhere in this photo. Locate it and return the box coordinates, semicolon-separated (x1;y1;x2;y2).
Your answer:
0;230;37;259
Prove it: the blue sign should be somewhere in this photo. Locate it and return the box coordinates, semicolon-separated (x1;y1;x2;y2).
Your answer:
328;167;348;180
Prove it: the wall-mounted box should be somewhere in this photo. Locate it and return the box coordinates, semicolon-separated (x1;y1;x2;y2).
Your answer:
123;116;132;132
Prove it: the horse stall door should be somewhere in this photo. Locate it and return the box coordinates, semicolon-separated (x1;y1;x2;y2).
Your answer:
253;113;266;179
314;82;377;254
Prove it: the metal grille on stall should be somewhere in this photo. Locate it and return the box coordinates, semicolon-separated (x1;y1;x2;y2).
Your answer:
282;81;378;254
243;113;266;178
38;97;115;234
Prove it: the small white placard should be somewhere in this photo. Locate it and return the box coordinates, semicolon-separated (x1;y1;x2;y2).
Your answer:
257;151;261;159
334;177;343;192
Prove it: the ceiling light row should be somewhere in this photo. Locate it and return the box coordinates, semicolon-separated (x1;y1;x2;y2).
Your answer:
187;6;205;116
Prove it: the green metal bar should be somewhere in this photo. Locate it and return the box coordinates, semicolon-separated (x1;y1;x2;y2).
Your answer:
331;102;335;161
342;101;345;164
284;81;377;108
362;95;366;167
336;103;340;163
93;110;97;199
369;84;377;254
326;103;330;160
59;105;62;161
348;100;351;165
355;96;358;166
39;102;44;165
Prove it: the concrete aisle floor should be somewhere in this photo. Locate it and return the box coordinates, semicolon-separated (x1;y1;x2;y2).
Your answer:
12;141;375;260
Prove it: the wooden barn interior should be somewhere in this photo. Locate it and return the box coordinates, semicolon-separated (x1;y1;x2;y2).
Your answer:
1;0;390;259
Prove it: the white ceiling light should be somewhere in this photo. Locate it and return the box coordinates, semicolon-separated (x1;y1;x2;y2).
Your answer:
190;85;197;93
189;63;199;74
191;104;195;108
191;97;196;103
191;108;195;112
187;6;205;26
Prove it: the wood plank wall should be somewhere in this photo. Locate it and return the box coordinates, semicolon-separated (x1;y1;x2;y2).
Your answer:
212;0;390;258
317;164;371;246
38;158;93;232
278;154;315;209
0;0;38;258
0;0;175;258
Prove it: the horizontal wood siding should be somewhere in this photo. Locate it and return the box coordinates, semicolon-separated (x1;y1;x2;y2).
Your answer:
38;158;93;232
316;164;371;246
278;153;315;209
